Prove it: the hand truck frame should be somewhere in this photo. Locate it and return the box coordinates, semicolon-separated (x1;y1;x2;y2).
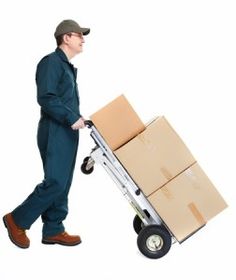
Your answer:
81;121;178;259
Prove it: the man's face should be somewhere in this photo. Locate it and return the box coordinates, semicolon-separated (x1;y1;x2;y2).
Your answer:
65;32;85;55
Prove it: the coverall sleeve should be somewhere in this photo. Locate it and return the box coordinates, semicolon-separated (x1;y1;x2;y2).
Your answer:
36;56;81;126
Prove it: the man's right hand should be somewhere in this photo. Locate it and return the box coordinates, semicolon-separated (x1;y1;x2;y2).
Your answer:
71;117;85;130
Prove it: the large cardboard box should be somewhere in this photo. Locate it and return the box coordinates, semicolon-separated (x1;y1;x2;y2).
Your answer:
114;116;196;196
148;163;227;242
90;95;145;151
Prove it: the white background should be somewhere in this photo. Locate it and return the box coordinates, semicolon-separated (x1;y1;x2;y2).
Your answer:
0;0;235;279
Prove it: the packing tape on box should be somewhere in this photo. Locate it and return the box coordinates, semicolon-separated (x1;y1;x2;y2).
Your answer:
160;167;173;181
188;202;206;226
161;187;174;200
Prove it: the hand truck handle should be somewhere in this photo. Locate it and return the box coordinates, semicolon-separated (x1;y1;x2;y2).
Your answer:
84;120;94;128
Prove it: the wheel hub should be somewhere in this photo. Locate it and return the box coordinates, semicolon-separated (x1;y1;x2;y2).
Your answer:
146;234;163;251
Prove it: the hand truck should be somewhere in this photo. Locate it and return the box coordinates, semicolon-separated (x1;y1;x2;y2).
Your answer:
81;121;177;259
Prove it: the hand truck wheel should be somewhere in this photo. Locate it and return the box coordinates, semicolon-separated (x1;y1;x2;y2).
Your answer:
137;225;172;259
133;210;150;234
81;156;94;175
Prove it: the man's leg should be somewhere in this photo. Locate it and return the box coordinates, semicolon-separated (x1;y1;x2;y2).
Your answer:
40;130;82;246
11;121;78;231
41;152;77;238
41;147;82;246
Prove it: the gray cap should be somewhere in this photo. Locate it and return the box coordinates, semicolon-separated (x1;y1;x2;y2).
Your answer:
54;19;90;38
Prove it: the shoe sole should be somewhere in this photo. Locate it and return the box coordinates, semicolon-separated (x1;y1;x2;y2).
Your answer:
42;239;82;246
2;216;29;249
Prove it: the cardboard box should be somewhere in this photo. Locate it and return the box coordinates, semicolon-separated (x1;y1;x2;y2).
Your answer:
114;116;196;196
90;95;145;151
148;163;227;242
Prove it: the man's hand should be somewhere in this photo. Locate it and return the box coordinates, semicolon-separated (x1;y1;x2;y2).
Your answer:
71;117;86;130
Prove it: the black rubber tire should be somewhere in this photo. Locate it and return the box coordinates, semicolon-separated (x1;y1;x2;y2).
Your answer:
133;210;150;234
83;156;91;163
81;163;94;175
137;225;172;259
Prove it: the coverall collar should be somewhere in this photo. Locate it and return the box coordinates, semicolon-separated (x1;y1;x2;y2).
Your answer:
56;47;70;63
56;47;77;78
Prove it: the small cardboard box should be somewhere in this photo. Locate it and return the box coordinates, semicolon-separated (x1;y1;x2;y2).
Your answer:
114;116;196;196
90;95;145;151
148;163;227;242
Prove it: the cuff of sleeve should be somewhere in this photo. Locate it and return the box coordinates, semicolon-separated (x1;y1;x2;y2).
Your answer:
67;113;81;126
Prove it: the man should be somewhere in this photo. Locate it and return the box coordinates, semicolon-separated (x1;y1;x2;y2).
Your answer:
3;19;90;248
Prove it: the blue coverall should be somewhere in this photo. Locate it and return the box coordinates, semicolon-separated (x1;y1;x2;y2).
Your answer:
12;48;81;238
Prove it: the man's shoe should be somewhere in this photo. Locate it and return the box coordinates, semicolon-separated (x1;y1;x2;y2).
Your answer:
3;213;30;249
42;232;81;246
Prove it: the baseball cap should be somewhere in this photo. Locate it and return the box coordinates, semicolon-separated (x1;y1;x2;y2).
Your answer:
54;19;90;38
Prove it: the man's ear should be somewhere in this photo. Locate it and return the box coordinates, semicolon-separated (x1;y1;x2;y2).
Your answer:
63;34;70;45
